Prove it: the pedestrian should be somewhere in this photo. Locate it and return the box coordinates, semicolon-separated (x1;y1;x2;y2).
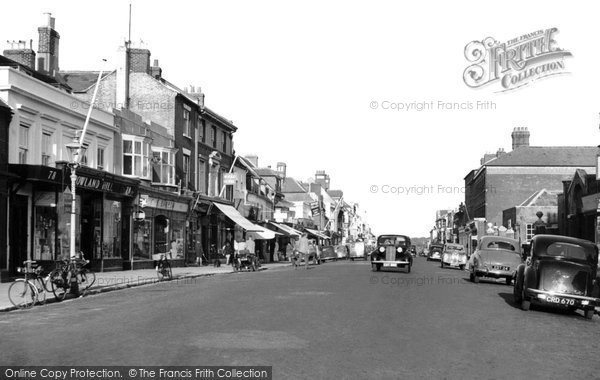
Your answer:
286;241;294;263
170;239;177;259
223;241;233;265
273;241;280;262
296;232;310;269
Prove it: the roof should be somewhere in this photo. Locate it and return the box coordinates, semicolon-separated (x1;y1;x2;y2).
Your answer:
283;192;314;203
327;189;343;198
0;55;72;91
0;98;10;110
518;188;560;207
255;167;280;177
61;70;114;92
484;146;597;167
281;177;307;193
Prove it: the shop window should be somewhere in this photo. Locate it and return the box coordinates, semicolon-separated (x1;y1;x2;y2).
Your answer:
154;215;169;254
19;124;29;164
41;132;52;166
33;192;57;261
171;219;185;259
103;200;122;259
152;149;175;186
133;219;152;261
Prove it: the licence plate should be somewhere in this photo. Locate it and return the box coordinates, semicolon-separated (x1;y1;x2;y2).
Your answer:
384;263;394;267
492;265;509;271
546;296;575;306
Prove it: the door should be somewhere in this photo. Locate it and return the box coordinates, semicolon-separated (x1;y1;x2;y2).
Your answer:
9;194;28;273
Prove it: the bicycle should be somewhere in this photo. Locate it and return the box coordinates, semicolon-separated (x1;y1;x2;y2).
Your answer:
8;260;50;309
155;253;172;281
49;252;96;301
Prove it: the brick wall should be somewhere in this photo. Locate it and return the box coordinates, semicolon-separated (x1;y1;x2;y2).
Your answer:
3;49;36;69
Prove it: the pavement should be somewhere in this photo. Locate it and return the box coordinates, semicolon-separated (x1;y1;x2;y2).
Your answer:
0;261;291;312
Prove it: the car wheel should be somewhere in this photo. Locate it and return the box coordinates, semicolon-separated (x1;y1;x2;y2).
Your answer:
371;264;378;272
513;267;525;304
469;272;475;282
440;261;445;268
459;264;465;270
584;309;594;320
505;277;512;286
473;274;480;283
427;258;430;261
521;299;531;311
406;264;411;274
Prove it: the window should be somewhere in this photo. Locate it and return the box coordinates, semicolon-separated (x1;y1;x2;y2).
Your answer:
197;158;207;194
183;154;190;188
152;149;175;185
123;136;150;178
526;223;534;242
41;132;52;166
97;148;105;170
183;106;191;137
19;124;29;164
222;131;227;153
198;117;205;143
211;126;217;148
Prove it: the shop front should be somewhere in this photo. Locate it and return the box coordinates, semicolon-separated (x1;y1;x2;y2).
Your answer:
6;164;138;275
130;187;191;269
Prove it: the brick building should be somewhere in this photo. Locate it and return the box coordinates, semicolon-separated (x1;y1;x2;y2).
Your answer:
464;127;596;228
558;169;599;243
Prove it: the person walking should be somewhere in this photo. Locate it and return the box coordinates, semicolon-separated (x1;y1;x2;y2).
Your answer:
286;241;294;263
273;241;280;262
296;232;310;269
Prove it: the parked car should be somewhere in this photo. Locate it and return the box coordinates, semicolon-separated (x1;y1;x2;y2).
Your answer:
334;244;349;260
371;234;412;272
319;245;337;262
427;244;444;261
348;241;366;261
513;234;600;319
441;243;467;270
468;236;521;284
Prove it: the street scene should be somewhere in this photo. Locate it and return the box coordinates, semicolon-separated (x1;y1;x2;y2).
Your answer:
2;1;600;379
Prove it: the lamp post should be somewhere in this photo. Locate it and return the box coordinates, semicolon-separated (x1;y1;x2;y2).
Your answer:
66;137;87;259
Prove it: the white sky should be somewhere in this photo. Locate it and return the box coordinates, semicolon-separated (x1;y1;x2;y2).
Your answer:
2;1;599;237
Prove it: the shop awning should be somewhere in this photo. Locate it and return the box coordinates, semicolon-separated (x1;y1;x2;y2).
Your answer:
212;203;263;232
305;228;330;239
248;228;281;240
268;222;302;237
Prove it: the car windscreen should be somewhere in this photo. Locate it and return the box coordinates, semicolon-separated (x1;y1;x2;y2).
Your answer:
445;244;464;251
484;241;518;252
377;236;408;246
535;241;596;262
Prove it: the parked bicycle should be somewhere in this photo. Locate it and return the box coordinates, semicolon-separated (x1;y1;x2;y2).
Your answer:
155;252;172;281
8;260;51;309
48;252;96;301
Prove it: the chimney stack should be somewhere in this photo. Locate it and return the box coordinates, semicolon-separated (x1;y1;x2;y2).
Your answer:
511;127;530;150
37;13;60;76
3;40;36;70
129;47;151;74
496;148;507;158
276;162;287;179
314;170;330;191
150;59;162;79
185;85;205;108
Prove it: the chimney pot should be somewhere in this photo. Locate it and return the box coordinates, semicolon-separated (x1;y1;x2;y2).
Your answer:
153;59;159;66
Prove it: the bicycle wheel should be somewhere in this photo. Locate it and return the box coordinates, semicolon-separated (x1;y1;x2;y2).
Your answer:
157;261;172;281
164;261;172;280
8;280;37;309
49;269;69;301
77;268;96;293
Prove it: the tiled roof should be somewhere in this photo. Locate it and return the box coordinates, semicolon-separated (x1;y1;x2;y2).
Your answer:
327;189;343;198
281;177;306;193
485;146;597;167
283;192;314;203
255;168;280;177
61;70;114;92
518;189;560;207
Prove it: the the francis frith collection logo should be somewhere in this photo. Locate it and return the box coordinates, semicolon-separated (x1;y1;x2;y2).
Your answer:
463;28;572;92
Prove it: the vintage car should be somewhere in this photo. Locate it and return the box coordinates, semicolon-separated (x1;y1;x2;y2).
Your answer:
513;234;600;319
441;243;467;270
468;236;521;284
427;244;444;261
409;245;417;257
319;245;338;262
348;241;366;261
371;234;412;272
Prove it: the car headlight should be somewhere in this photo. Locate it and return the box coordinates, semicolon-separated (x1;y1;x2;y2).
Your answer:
379;247;385;253
397;247;403;253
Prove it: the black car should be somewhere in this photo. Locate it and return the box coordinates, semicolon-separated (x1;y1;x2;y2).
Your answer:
513;234;600;319
371;234;412;273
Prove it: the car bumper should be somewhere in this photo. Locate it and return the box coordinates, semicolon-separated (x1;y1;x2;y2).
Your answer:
372;260;411;267
429;256;441;261
526;288;600;309
475;269;513;278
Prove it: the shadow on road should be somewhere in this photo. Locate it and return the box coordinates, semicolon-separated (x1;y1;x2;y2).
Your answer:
498;292;520;309
498;292;590;319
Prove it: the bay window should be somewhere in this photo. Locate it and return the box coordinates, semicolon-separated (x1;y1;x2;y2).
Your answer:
123;135;150;179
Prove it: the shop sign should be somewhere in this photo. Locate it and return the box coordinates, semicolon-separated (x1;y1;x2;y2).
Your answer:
74;173;135;196
143;195;189;212
223;173;236;185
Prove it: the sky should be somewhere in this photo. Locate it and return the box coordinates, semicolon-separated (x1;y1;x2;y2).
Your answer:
2;1;599;237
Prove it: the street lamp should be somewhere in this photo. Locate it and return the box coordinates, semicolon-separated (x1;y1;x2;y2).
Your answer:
65;136;87;260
